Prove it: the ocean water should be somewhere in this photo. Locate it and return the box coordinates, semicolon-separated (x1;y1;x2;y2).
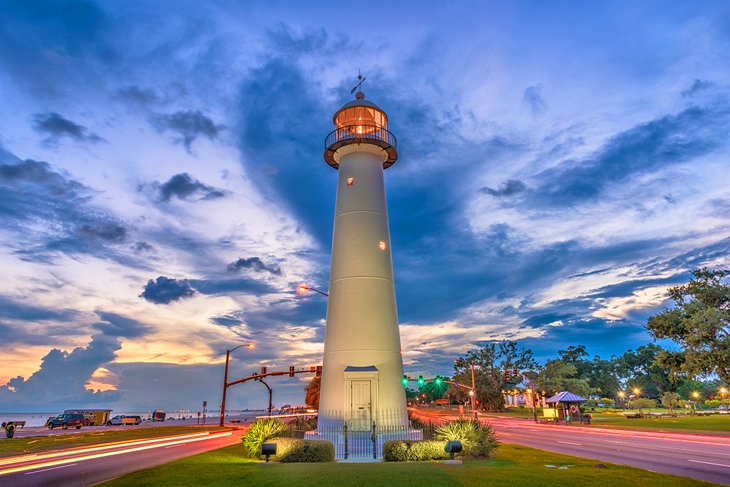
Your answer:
0;410;268;427
0;411;197;427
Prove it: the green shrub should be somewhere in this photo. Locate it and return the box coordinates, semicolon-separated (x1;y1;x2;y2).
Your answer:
242;418;288;457
382;440;449;461
268;438;335;463
434;419;499;458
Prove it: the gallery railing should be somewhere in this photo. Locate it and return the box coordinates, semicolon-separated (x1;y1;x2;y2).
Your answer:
324;124;397;151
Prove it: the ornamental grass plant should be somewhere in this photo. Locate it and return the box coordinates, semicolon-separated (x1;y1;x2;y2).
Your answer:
242;418;288;457
434;418;499;458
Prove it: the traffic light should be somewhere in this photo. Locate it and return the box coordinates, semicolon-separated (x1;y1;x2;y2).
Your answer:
418;375;425;386
435;377;442;385
315;365;322;377
402;375;408;386
289;366;295;377
261;366;267;375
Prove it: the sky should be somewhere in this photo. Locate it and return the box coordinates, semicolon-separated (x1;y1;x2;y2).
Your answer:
0;0;729;413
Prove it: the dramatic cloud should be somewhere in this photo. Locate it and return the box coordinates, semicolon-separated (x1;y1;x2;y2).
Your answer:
33;112;105;145
681;79;713;97
0;149;132;261
523;85;547;114
156;173;225;202
227;257;281;276
139;276;196;304
91;312;150;338
479;179;527;197
152;110;225;152
531;105;728;206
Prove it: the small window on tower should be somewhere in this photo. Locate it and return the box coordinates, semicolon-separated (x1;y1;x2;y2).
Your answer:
378;241;386;251
347;177;354;186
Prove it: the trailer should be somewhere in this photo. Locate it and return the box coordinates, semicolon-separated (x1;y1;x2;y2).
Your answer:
64;409;113;426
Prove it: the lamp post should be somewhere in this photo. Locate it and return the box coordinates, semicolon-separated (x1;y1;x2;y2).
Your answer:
618;391;625;410
692;391;700;414
219;343;255;426
297;284;329;297
720;387;727;398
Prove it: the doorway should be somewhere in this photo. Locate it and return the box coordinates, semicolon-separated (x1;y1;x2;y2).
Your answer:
350;380;372;430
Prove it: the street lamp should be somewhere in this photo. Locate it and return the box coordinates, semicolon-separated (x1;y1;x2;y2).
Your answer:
720;387;727;398
618;391;625;410
220;343;255;426
297;284;329;297
692;391;700;414
632;387;640;396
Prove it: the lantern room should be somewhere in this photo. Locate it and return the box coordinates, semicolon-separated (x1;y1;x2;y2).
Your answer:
333;93;389;134
324;92;398;170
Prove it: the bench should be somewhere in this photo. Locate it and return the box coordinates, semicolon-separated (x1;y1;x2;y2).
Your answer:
7;421;25;428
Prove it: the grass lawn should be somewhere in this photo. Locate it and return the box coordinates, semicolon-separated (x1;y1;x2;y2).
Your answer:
587;412;730;436
0;426;226;458
101;442;718;487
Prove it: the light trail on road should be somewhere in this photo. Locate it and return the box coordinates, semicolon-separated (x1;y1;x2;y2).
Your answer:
0;431;215;467
411;407;730;485
0;431;232;476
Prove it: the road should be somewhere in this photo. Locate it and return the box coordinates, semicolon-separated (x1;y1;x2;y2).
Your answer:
414;408;730;485
0;429;243;486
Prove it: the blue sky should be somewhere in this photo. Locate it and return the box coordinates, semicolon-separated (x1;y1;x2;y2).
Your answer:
0;0;729;412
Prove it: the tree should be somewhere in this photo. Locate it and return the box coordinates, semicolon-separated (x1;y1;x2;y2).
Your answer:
536;360;592;398
452;341;537;411
586;356;620;397
647;268;730;383
661;392;681;412
615;344;676;398
304;376;320;410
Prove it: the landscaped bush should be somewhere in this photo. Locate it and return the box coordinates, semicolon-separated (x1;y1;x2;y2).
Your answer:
434;419;499;458
268;438;334;463
382;440;449;461
242;418;288;457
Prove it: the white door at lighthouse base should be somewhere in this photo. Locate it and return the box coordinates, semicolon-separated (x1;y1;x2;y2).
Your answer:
350;380;371;430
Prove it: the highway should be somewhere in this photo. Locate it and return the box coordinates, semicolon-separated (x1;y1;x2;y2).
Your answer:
414;408;730;485
0;429;243;486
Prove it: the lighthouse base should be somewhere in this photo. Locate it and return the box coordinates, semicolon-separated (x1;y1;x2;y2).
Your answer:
304;427;423;460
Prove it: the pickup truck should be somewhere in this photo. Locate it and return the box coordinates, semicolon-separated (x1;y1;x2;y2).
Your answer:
106;415;142;426
47;413;85;429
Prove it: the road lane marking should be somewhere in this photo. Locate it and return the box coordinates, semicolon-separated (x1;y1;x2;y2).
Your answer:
688;460;730;468
23;463;78;475
0;431;215;467
0;431;232;476
557;441;582;446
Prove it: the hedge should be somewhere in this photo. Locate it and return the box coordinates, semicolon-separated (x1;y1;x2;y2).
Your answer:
267;438;335;463
382;440;450;461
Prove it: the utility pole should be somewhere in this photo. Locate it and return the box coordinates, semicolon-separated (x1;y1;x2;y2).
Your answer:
470;362;476;415
219;350;231;427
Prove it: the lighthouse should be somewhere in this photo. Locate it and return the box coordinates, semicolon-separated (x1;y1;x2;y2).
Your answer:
317;84;408;430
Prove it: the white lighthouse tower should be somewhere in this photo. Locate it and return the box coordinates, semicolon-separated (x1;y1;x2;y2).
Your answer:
317;82;408;430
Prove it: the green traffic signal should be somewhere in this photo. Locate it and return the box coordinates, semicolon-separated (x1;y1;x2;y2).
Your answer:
418;375;425;386
435;377;442;384
402;375;408;386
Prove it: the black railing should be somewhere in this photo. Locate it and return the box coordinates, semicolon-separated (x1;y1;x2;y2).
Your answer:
325;124;397;150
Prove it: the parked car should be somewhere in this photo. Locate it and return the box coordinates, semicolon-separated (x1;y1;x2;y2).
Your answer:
47;413;85;429
106;415;142;425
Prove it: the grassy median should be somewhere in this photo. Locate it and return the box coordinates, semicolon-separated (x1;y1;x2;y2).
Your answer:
0;426;226;458
101;442;718;487
588;413;730;435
